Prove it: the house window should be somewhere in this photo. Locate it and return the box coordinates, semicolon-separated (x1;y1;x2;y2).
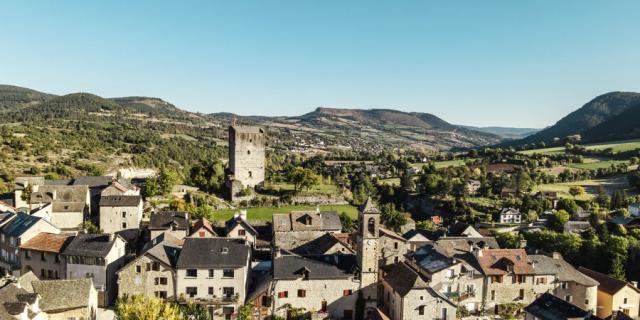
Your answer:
536;277;546;285
247;150;251;155
208;269;214;278
136;265;141;273
585;299;589;306
278;291;288;298
40;252;46;261
238;229;246;236
343;289;352;296
47;270;53;279
146;263;151;271
186;269;197;278
565;295;572;302
491;275;503;283
491;290;495;300
298;289;306;297
321;301;327;313
24;250;30;260
199;231;205;238
152;262;160;271
223;287;234;297
122;212;126;218
155;291;167;299
122;222;127;229
55;254;60;263
394;242;398;249
623;298;628;304
561;282;568;289
418;306;425;315
41;269;46;278
186;287;197;297
519;289;525;300
223;269;234;278
154;277;167;285
208;287;214;295
517;275;526;283
248;171;252;178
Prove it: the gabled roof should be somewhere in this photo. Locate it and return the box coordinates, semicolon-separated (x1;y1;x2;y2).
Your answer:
0;283;33;319
475;249;535;275
381;262;429;296
225;216;257;236
191;217;217;236
62;234;118;258
272;211;342;232
30;185;88;203
529;254;598;287
292;232;354;255
149;211;189;230
273;251;358;280
99;195;142;207
408;244;456;274
378;227;406;242
434;237;500;258
524;292;596;320
71;176;113;188
31;279;94;312
1;213;55;237
19;233;72;253
578;267;640;295
176;238;249;269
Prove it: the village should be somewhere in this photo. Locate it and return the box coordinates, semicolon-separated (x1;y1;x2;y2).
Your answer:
0;123;639;320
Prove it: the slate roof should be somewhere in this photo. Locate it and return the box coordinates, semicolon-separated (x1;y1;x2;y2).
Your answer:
408;244;456;274
149;211;189;230
359;197;381;214
475;249;535;275
524;293;596;320
71;176;113;188
272;251;358;280
434;237;500;258
143;233;182;268
30;185;88;203
0;283;33;319
52;202;86;213
529;254;598;286
378;227;406;242
99;195;142;207
578;267;640;295
292;232;354;255
605;311;635;320
31;278;94;312
19;233;72;253
225;216;258;236
14;176;45;190
176;238;249;269
272;211;342;232
62;234;117;258
1;214;53;237
381;262;429;296
564;221;592;234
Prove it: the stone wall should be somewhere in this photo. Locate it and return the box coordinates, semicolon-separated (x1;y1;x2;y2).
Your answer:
117;254;176;300
228;127;265;188
271;277;359;319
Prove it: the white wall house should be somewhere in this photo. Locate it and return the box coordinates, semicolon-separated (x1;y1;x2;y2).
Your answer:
99;195;143;234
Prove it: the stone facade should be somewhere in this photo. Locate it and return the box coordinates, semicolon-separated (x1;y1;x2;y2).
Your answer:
381;282;456;320
99;199;143;234
357;198;380;312
21;250;66;280
117;254;177;300
228;125;265;189
271;277;359;319
378;228;408;266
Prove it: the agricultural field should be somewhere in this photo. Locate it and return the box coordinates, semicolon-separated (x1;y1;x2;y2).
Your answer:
519;138;640;156
262;182;342;195
210;204;358;221
411;158;480;170
532;175;636;201
564;158;629;171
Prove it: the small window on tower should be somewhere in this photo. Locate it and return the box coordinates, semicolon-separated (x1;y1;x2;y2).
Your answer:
247;150;251;155
248;171;253;178
368;218;375;234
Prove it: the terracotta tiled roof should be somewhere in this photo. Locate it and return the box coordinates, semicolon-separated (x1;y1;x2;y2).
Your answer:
191;217;216;236
476;248;535;275
19;232;72;253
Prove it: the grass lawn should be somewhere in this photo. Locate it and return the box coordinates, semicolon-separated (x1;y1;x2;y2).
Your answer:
565;159;628;171
263;182;341;195
518;146;565;156
210;204;358;221
466;197;501;207
532;175;636;201
519;138;640;156
411;158;479;170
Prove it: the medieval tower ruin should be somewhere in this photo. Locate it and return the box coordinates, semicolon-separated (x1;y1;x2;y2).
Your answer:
228;124;266;192
357;197;380;314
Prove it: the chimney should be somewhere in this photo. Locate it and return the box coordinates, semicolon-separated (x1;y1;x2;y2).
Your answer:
240;210;247;221
632;281;639;289
552;252;561;260
475;248;483;258
519;239;527;249
316;205;320;213
109;233;115;242
233;211;240;219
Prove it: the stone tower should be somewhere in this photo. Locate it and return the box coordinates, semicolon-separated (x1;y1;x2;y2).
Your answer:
228;125;265;189
357;197;380;312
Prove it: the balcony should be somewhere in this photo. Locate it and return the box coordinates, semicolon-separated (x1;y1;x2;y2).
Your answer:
178;294;239;306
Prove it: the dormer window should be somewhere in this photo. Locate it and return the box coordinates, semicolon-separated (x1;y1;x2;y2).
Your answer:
221;247;229;254
304;215;312;225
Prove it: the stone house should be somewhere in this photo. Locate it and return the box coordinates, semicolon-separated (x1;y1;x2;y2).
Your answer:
271;251;360;320
272;211;342;251
499;208;523;224
225;211;259;245
446;222;483;238
63;233;127;307
149;211;190;241
291;232;354;255
524;293;597;320
100;179;140;197
19;232;73;279
380;261;457;320
578;267;640;319
529;253;599;312
13;176;46;209
98;195;143;234
117;233;182;300
0;213;60;276
175;237;251;319
29;184;90;231
378;227;408;266
31;278;98;320
227;125;266;190
189;217;218;238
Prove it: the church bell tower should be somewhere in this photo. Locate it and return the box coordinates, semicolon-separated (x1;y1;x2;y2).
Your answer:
357;197;380;312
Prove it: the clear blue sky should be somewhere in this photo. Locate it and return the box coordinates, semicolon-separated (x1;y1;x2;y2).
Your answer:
1;1;640;128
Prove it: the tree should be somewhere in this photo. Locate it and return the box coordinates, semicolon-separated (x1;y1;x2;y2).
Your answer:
288;167;320;194
81;220;102;234
189;159;225;192
416;219;436;231
145;177;159;197
237;304;253;320
115;295;183;320
20;184;32;202
557;198;580;215
550;210;570;231
629;171;640;191
380;203;407;232
569;186;585;198
180;302;210;320
158;168;179;195
339;212;355;233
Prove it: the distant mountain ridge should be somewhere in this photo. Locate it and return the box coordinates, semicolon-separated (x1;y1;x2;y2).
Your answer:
460;126;541;139
511;91;640;146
